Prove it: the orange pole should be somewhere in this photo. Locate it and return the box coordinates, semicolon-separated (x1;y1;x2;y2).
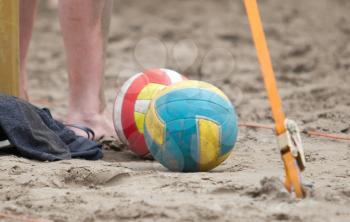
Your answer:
244;0;304;198
243;0;285;135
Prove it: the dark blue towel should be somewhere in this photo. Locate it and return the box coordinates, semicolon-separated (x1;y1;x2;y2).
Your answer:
0;93;103;161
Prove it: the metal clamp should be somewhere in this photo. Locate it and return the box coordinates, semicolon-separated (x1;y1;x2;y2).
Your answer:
277;119;306;171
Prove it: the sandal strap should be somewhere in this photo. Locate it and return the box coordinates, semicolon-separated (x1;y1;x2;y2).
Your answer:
65;123;95;140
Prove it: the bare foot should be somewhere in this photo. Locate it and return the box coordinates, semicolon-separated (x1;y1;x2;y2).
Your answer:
67;110;115;140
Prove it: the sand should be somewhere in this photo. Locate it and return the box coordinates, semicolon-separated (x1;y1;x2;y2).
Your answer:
1;0;350;221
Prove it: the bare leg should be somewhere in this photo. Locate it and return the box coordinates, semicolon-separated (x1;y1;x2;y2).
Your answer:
58;0;114;139
20;0;37;100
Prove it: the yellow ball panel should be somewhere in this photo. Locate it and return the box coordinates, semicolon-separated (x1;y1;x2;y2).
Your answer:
137;83;166;100
134;83;166;133
145;102;165;145
154;80;229;101
134;112;145;133
198;118;221;171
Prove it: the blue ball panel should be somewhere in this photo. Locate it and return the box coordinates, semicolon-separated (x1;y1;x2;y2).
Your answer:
165;119;200;171
144;118;199;172
156;100;232;125
220;113;238;154
155;88;232;112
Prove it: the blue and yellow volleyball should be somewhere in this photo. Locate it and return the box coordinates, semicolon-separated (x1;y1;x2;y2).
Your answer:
144;80;238;172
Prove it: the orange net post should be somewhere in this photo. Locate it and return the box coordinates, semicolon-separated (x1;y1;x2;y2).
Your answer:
243;0;285;135
243;0;305;198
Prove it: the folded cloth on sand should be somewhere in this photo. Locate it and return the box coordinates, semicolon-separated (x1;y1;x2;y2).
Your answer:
0;94;103;161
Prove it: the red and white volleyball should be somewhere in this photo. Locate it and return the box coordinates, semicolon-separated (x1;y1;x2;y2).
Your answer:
113;69;187;156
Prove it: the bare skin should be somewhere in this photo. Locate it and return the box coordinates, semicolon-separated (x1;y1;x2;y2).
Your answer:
19;0;37;100
20;0;115;139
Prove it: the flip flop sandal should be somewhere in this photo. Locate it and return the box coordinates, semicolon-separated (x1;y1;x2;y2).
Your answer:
65;123;95;141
